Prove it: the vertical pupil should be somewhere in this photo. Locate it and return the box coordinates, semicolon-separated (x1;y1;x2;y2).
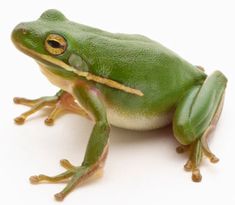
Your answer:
47;40;62;48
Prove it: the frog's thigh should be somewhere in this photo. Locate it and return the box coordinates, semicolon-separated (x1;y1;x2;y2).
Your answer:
173;71;227;145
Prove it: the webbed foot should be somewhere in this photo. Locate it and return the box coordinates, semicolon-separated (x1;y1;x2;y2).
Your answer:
30;158;105;201
14;90;89;125
177;137;219;182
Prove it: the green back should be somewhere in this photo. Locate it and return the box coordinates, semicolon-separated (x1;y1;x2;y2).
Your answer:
15;10;207;115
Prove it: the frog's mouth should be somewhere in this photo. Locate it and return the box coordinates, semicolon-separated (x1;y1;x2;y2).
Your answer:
13;41;144;97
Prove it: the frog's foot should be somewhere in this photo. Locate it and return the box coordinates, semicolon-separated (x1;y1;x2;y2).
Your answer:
181;139;202;182
30;157;105;201
14;90;89;125
176;145;190;154
176;143;217;162
182;136;219;182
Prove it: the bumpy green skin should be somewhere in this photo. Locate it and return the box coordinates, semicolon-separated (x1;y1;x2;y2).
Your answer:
12;9;207;117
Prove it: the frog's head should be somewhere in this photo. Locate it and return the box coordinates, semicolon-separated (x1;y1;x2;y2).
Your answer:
11;9;85;78
12;9;144;96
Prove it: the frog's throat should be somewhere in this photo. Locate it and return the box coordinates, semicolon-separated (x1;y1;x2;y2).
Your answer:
14;43;144;97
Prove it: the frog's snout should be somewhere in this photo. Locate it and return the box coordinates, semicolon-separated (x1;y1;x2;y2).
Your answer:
11;23;29;43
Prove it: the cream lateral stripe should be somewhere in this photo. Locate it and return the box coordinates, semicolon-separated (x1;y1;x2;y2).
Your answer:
48;56;144;96
17;43;144;96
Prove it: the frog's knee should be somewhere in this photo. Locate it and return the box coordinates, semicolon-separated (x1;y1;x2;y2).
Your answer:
173;118;196;145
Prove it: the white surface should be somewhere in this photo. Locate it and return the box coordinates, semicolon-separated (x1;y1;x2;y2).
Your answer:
1;0;235;204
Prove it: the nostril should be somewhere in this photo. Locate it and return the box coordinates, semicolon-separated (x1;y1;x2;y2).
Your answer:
20;28;27;35
14;23;28;35
11;23;29;43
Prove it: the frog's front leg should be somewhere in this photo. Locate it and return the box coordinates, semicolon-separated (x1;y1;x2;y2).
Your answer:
173;71;227;182
30;84;110;201
14;90;89;125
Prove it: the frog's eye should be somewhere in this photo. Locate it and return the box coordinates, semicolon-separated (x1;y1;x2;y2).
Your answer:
45;34;67;55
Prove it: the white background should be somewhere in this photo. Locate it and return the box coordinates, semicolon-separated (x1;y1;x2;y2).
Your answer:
1;0;235;204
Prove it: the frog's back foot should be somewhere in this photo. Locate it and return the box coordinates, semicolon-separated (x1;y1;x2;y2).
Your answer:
172;70;227;182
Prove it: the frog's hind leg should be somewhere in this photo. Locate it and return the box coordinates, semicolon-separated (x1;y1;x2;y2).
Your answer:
176;94;224;181
14;90;89;125
200;93;224;163
173;71;227;182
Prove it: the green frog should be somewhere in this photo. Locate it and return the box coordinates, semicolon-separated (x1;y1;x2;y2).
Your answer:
11;9;227;201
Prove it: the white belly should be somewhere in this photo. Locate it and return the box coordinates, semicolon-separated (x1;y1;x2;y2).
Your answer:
106;108;173;130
